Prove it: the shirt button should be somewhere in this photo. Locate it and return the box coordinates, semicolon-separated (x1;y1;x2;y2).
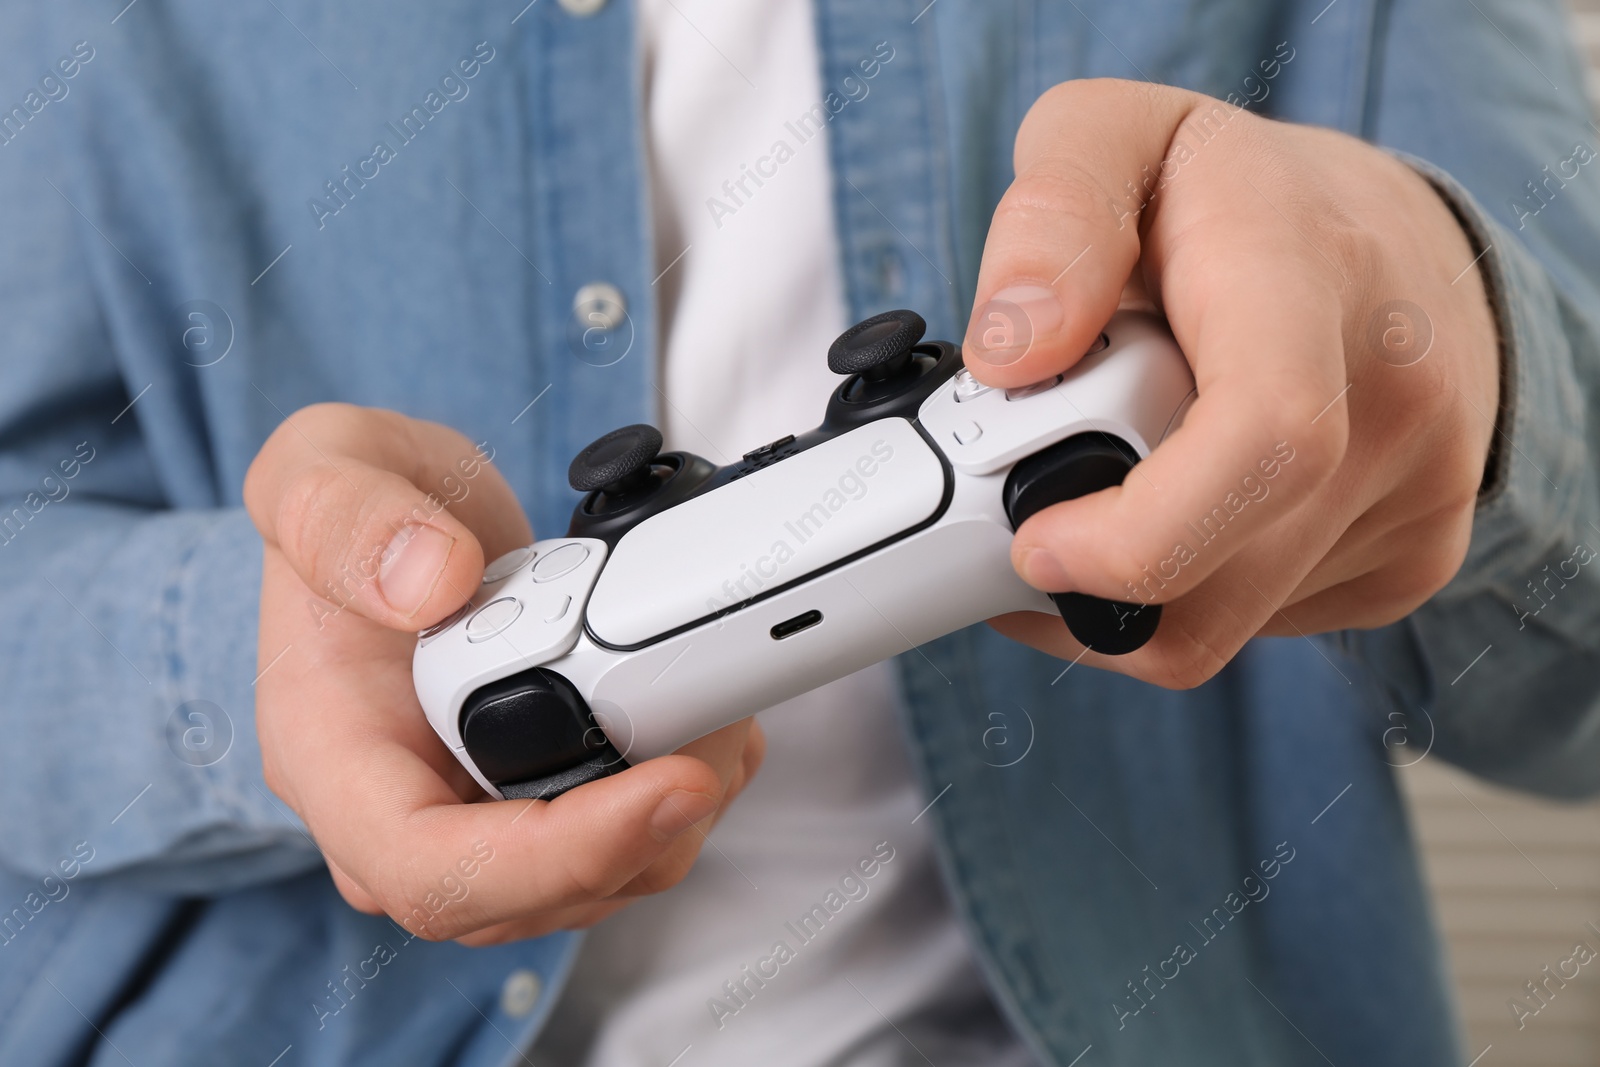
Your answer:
500;969;543;1017
573;282;626;331
558;0;607;16
569;282;634;366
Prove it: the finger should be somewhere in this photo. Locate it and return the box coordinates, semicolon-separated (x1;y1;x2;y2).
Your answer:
1261;532;1470;637
244;403;532;630
963;79;1206;386
341;754;727;942
1010;241;1349;608
731;719;767;801
454;899;634;948
326;855;384;915
1266;487;1462;612
611;720;764;898
991;500;1349;688
275;640;735;939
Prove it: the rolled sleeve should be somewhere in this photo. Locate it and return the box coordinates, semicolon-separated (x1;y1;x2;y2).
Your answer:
1408;155;1596;597
0;502;320;893
1342;147;1600;798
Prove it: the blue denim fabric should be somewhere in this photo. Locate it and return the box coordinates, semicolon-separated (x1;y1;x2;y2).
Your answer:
0;0;1596;1065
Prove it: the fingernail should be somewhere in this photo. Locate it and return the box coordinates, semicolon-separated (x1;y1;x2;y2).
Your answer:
1019;547;1074;591
379;524;455;617
649;790;719;843
969;284;1064;365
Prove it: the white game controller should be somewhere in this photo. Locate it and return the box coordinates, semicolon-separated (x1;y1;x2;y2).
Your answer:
414;310;1195;800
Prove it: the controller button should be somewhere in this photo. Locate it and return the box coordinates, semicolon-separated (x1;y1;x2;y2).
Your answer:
418;604;470;645
828;309;927;379
568;424;664;494
952;369;993;403
1087;331;1110;357
952;421;984;445
544;594;572;623
482;546;536;585
1005;375;1064;402
466;597;523;642
742;434;796;463
533;542;590;582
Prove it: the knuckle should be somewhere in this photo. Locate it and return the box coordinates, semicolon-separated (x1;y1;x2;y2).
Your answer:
1325;224;1383;295
1105;542;1169;603
559;848;630;903
382;893;466;942
274;464;347;565
1152;617;1237;690
1405;517;1473;604
1264;386;1347;487
627;847;701;896
454;928;511;948
1026;78;1161;134
259;759;288;799
403;918;457;943
245;403;364;531
1152;598;1260;687
333;882;383;916
998;166;1116;233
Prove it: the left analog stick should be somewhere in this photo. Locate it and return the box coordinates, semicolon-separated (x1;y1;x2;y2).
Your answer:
569;424;664;495
828;310;927;382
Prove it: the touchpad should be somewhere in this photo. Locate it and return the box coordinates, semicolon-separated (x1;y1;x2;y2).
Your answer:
585;419;947;648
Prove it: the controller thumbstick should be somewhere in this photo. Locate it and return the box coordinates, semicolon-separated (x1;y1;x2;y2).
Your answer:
828;310;927;382
569;424;664;495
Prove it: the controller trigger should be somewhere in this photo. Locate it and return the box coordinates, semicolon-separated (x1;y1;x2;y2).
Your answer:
1002;434;1161;655
459;667;626;796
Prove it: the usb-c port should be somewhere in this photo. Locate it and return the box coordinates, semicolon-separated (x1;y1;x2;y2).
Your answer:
770;610;822;640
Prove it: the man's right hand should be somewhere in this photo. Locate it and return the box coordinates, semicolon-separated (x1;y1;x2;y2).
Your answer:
242;403;763;945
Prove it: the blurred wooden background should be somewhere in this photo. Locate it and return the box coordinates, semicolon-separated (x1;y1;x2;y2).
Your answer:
1396;12;1600;1066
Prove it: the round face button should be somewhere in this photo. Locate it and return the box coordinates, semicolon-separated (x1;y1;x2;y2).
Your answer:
482;546;536;585
952;369;993;403
418;604;470;645
465;597;523;643
1004;374;1064;402
532;543;590;583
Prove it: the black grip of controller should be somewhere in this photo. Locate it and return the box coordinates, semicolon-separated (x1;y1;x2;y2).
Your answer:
1002;434;1160;655
459;667;627;800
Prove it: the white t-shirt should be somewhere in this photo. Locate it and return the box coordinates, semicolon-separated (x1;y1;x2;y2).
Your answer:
530;3;1036;1064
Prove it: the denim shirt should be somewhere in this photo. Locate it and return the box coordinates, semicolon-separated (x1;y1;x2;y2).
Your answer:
1;1;1597;1065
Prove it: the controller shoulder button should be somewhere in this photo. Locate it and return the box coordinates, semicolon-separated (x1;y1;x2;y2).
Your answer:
466;596;523;642
742;433;796;463
533;542;591;582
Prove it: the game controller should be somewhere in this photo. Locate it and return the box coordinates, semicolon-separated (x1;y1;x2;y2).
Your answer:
413;309;1196;801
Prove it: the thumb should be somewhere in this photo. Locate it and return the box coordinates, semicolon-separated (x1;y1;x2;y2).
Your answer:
244;403;533;630
962;79;1200;387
